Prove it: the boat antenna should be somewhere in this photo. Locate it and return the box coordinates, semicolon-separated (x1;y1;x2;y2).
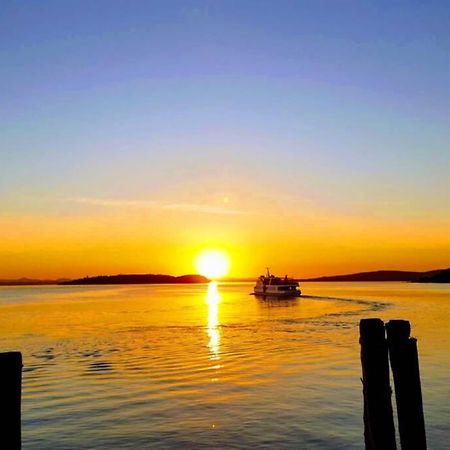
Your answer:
266;267;270;277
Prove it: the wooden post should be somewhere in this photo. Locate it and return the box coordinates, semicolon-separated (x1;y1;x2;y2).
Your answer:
0;352;22;450
386;320;427;449
360;319;397;449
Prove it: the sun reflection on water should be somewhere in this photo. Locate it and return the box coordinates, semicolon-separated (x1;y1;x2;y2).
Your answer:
206;281;221;361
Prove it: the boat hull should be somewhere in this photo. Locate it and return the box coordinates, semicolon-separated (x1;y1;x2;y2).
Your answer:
254;288;301;297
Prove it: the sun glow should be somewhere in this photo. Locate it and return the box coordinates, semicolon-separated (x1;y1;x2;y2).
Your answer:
195;249;230;279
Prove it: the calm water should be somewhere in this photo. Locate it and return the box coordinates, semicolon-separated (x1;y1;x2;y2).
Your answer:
1;282;449;449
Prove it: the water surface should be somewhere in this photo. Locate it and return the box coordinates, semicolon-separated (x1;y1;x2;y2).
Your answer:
1;282;449;448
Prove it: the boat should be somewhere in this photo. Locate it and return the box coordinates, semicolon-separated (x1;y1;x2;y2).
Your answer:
253;268;301;297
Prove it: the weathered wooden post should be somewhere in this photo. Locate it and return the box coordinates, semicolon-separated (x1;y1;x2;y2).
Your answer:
386;320;426;449
0;352;22;450
360;319;397;449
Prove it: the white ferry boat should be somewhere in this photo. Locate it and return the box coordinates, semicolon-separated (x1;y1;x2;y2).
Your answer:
253;268;301;297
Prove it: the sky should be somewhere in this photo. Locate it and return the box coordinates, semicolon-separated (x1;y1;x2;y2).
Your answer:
1;0;450;278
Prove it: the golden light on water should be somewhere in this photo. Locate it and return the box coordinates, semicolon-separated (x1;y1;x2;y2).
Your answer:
195;249;230;279
206;281;221;361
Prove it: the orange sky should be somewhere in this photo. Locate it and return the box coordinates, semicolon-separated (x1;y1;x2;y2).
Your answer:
2;2;450;279
1;190;449;279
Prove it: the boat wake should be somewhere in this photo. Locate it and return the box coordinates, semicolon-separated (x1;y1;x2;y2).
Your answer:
300;294;389;312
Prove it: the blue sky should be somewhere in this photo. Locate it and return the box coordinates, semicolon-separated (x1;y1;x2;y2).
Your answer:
2;1;450;203
1;1;450;276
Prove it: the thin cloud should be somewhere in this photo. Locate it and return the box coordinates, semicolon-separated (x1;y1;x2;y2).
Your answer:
66;197;253;216
163;202;253;216
67;197;159;208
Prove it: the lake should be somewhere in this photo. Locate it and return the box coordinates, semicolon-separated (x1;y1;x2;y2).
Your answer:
0;282;449;448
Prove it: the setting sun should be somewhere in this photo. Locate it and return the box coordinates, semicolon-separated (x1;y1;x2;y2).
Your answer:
195;249;230;279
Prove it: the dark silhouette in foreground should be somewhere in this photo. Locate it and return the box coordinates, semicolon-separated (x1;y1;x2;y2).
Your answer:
0;352;22;450
360;319;426;450
59;274;209;285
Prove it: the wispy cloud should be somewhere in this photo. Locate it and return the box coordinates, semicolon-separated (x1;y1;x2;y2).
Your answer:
161;202;252;216
67;197;159;208
66;197;253;216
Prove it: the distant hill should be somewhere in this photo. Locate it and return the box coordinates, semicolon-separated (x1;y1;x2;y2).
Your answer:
299;269;443;282
4;268;450;286
0;278;68;286
59;274;209;285
414;269;450;283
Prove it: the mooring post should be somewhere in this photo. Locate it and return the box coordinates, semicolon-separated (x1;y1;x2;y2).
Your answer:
386;320;427;450
360;319;397;449
0;352;22;450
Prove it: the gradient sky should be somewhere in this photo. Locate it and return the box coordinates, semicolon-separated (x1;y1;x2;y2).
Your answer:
1;0;450;278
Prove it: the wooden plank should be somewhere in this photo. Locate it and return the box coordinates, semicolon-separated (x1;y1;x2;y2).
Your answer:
386;320;427;449
360;319;397;449
0;352;22;450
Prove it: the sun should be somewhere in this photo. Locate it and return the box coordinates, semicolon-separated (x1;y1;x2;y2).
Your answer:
195;249;230;279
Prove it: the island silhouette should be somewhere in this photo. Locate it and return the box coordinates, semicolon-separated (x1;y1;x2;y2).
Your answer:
1;268;449;286
298;268;450;282
415;268;450;283
59;274;209;285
